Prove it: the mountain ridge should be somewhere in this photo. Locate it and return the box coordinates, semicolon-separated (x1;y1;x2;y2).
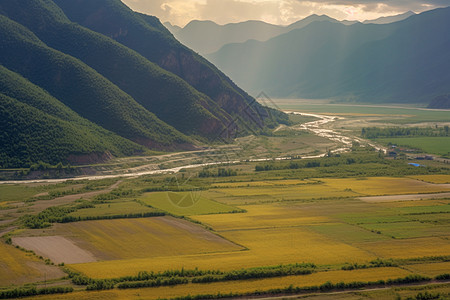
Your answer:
0;0;286;168
207;7;450;104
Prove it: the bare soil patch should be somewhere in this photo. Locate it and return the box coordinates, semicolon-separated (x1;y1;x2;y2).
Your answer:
360;192;450;203
12;236;97;264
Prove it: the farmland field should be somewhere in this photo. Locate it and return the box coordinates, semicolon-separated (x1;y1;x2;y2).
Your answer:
271;100;450;123
1;103;450;299
376;137;450;156
68;200;158;218
0;241;64;285
138;191;242;215
26;217;243;262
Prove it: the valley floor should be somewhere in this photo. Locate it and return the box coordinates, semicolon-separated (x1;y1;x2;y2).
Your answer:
1;102;449;299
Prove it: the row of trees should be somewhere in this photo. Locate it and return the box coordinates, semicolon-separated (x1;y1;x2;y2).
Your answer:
362;126;450;139
199;168;237;178
0;286;73;299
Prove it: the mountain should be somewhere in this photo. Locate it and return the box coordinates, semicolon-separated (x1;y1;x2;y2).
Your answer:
169;15;351;55
0;0;286;168
207;7;450;104
173;20;281;55
363;11;416;24
0;65;145;168
0;13;190;151
428;95;450;109
53;0;287;132
163;22;182;35
0;0;231;140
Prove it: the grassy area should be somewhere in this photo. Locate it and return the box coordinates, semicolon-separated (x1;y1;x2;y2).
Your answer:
410;174;450;183
376;137;450;156
272;101;450;124
138;191;242;216
49;217;242;261
0;242;63;286
68;200;158;218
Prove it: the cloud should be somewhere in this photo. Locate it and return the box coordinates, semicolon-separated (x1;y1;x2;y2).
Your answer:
121;0;449;26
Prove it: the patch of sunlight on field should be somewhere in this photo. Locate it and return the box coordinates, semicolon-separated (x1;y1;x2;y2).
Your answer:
193;203;331;231
405;261;450;276
321;177;450;196
60;217;242;260
221;226;375;265
0;242;63;286
309;223;389;243
32;268;411;300
410;175;450;184
357;237;450;259
138;191;240;215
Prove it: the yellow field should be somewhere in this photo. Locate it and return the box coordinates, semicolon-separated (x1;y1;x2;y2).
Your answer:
357;237;450;259
321;177;450;196
20;268;411;300
213;184;358;201
70;203;374;278
69;195;450;279
212;179;312;188
405;261;450;276
208;177;450;205
409;175;450;184
57;217;242;260
193;203;331;231
0;242;64;286
376;199;450;208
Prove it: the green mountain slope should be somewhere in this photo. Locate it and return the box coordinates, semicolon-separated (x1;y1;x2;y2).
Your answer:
0;89;142;168
53;0;288;132
0;14;192;150
0;65;145;163
0;0;231;139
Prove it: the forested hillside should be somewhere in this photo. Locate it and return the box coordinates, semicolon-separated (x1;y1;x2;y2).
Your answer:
0;0;286;168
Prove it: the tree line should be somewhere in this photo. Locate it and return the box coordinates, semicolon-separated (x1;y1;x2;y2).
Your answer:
362;126;450;139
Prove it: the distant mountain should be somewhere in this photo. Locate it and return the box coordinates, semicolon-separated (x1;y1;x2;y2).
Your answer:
428;95;450;109
208;7;450;105
0;0;286;168
363;11;416;24
163;22;181;34
169;15;352;55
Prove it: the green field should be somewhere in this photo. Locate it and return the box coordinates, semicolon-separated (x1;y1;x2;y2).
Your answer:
138;191;242;216
271;100;450;124
376;137;450;156
69;200;159;218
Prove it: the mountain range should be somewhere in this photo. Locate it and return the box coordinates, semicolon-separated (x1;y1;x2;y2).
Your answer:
0;0;287;168
206;7;450;105
166;12;415;55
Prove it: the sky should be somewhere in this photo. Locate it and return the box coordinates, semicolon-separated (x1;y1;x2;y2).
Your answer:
122;0;450;27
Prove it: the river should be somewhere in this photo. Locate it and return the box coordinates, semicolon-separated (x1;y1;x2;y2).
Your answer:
0;112;382;184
